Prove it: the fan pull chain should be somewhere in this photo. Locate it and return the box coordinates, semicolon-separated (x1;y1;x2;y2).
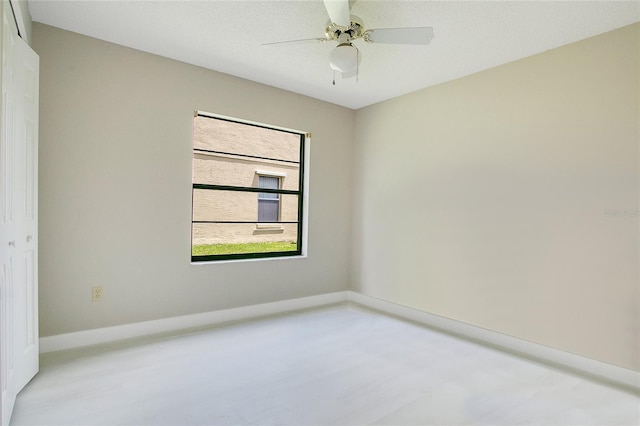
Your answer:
333;70;336;86
356;48;359;83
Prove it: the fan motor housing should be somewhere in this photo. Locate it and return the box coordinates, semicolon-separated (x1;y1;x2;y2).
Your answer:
326;20;364;42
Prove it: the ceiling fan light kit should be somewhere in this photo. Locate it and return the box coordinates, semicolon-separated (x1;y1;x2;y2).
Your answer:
263;0;434;84
329;32;359;73
329;44;358;73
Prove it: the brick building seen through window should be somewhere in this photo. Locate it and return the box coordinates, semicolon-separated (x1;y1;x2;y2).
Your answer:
191;113;305;261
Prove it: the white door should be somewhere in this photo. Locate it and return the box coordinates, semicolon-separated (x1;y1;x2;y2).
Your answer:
0;5;18;422
0;1;39;423
11;5;39;393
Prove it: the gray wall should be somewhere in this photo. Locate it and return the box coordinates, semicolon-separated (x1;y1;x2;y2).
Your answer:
33;23;354;337
352;23;639;371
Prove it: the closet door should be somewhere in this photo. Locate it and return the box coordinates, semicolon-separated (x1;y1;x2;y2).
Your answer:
0;1;38;424
0;5;18;423
12;13;39;394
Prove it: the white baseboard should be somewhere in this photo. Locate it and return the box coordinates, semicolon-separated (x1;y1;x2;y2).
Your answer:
40;289;639;391
39;291;348;353
347;291;640;391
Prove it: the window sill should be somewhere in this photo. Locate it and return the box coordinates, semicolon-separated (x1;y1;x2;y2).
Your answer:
190;254;307;266
255;224;284;230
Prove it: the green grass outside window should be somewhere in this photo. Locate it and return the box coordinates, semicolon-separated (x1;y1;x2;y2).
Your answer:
192;241;297;256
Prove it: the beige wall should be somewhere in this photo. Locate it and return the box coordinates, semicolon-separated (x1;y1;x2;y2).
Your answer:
34;17;639;371
353;23;640;370
34;23;354;337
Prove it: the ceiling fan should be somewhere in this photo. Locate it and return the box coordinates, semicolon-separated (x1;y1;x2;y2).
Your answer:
262;0;434;82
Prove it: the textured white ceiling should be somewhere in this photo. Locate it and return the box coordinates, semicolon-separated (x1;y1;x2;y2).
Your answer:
29;0;640;109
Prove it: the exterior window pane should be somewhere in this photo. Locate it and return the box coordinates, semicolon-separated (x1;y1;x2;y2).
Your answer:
192;223;298;256
193;153;299;190
258;176;279;190
258;176;280;222
258;199;278;222
193;116;300;163
191;112;305;261
192;189;299;224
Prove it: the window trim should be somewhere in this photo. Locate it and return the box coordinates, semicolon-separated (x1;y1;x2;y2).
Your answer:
191;112;307;263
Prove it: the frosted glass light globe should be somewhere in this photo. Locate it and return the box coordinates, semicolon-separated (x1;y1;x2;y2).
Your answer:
329;44;358;73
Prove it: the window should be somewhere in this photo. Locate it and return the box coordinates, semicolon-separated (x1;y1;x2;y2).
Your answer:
191;112;306;261
257;176;280;223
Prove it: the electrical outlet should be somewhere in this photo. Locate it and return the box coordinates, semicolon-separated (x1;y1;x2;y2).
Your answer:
92;286;103;302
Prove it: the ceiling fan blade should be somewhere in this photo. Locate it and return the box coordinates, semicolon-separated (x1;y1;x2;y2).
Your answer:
323;0;351;27
262;37;328;47
365;27;434;45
